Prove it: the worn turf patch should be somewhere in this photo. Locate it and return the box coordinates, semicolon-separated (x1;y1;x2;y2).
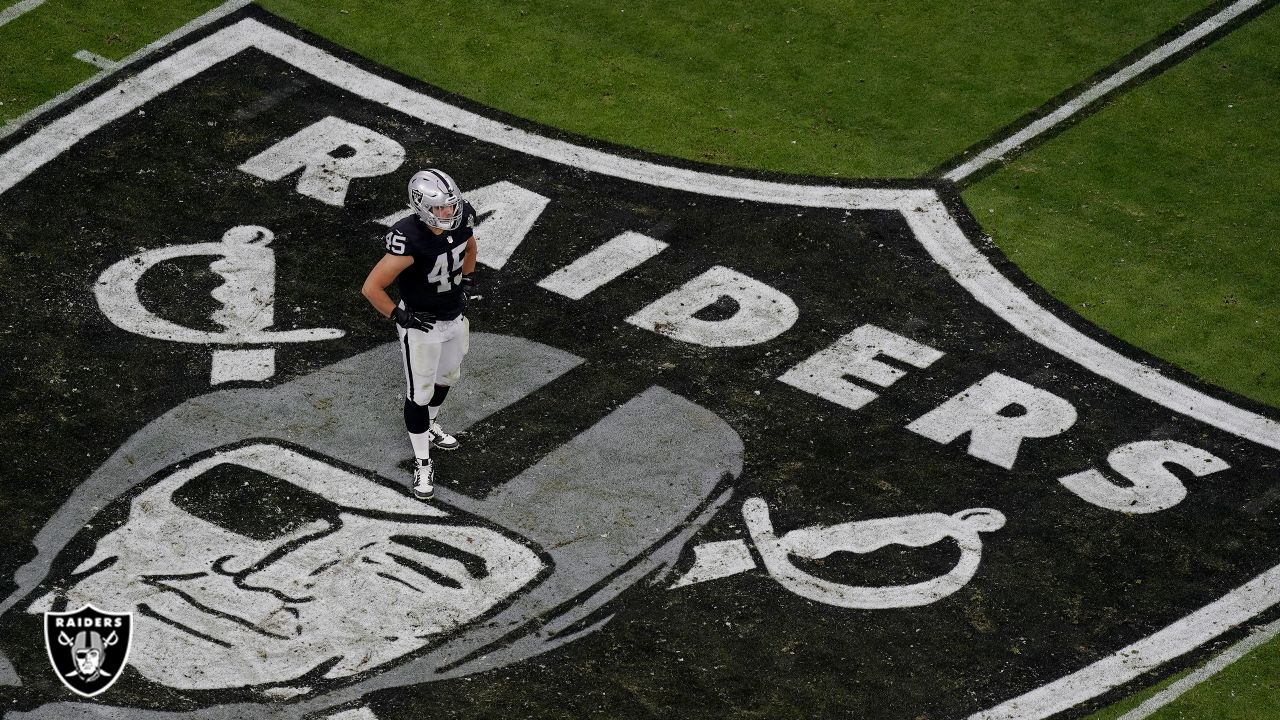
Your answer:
2;7;1280;720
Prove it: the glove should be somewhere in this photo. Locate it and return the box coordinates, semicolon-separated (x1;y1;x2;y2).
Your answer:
392;306;436;332
460;273;479;301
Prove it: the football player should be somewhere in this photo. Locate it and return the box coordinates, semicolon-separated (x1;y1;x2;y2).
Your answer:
361;169;478;500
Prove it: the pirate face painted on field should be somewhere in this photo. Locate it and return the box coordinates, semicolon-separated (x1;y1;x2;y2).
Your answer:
76;651;101;678
32;443;545;690
72;632;107;679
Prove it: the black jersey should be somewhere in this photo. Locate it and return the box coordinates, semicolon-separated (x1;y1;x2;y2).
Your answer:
383;201;477;319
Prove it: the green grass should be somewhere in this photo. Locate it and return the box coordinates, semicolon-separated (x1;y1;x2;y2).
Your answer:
1086;668;1193;720
3;0;1280;718
965;7;1280;410
253;0;1206;178
1083;633;1280;720
1142;635;1280;720
0;0;225;123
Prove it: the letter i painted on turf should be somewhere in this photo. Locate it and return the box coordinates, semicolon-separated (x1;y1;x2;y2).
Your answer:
538;231;669;299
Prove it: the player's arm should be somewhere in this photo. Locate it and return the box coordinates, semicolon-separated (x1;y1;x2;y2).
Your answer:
460;236;478;297
461;202;478;278
463;236;477;275
361;253;415;318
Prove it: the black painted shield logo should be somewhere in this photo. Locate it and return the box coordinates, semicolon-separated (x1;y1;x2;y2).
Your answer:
43;605;132;698
4;6;1280;720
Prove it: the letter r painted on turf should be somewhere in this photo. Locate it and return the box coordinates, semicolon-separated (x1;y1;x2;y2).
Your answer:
907;372;1078;470
238;116;405;207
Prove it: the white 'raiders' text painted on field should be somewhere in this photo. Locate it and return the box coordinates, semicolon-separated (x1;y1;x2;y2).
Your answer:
226;115;1235;506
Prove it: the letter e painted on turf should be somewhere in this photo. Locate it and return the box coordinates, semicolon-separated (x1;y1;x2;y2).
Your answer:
238;116;405;207
907;372;1078;470
778;324;944;411
626;266;799;347
1058;440;1230;513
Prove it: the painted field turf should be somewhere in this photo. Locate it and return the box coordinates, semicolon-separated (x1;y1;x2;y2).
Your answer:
1;1;1278;718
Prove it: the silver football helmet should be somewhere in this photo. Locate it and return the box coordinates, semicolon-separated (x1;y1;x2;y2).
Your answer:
407;169;464;231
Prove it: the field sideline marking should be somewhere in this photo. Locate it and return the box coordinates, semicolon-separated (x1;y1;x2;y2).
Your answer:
1117;615;1280;720
5;15;1280;718
970;564;1280;719
0;0;43;29
943;0;1267;183
0;0;251;140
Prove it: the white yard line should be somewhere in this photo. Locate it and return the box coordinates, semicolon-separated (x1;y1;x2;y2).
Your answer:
72;49;116;70
0;0;43;29
0;0;251;140
1116;616;1280;720
944;0;1266;183
969;565;1280;719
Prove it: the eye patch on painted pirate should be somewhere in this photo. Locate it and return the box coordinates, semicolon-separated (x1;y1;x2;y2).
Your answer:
171;461;339;541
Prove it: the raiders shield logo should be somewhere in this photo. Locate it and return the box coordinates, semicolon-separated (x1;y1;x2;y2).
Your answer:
2;6;1280;720
43;605;132;698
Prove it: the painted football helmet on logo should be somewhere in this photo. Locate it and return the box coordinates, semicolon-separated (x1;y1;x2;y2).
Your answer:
70;631;111;679
408;169;464;230
8;333;739;715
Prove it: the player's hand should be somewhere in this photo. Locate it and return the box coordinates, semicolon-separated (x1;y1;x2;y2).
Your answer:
460;274;481;302
392;306;436;332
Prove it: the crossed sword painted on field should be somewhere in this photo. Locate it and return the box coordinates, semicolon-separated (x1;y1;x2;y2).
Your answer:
672;498;1006;609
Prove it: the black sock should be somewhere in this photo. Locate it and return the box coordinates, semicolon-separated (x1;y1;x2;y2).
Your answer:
403;398;430;434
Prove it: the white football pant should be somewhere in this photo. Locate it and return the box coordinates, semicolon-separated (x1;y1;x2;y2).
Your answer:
397;309;470;406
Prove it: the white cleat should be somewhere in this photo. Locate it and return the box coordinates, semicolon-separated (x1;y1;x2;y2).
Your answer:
428;421;460;451
412;458;435;500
